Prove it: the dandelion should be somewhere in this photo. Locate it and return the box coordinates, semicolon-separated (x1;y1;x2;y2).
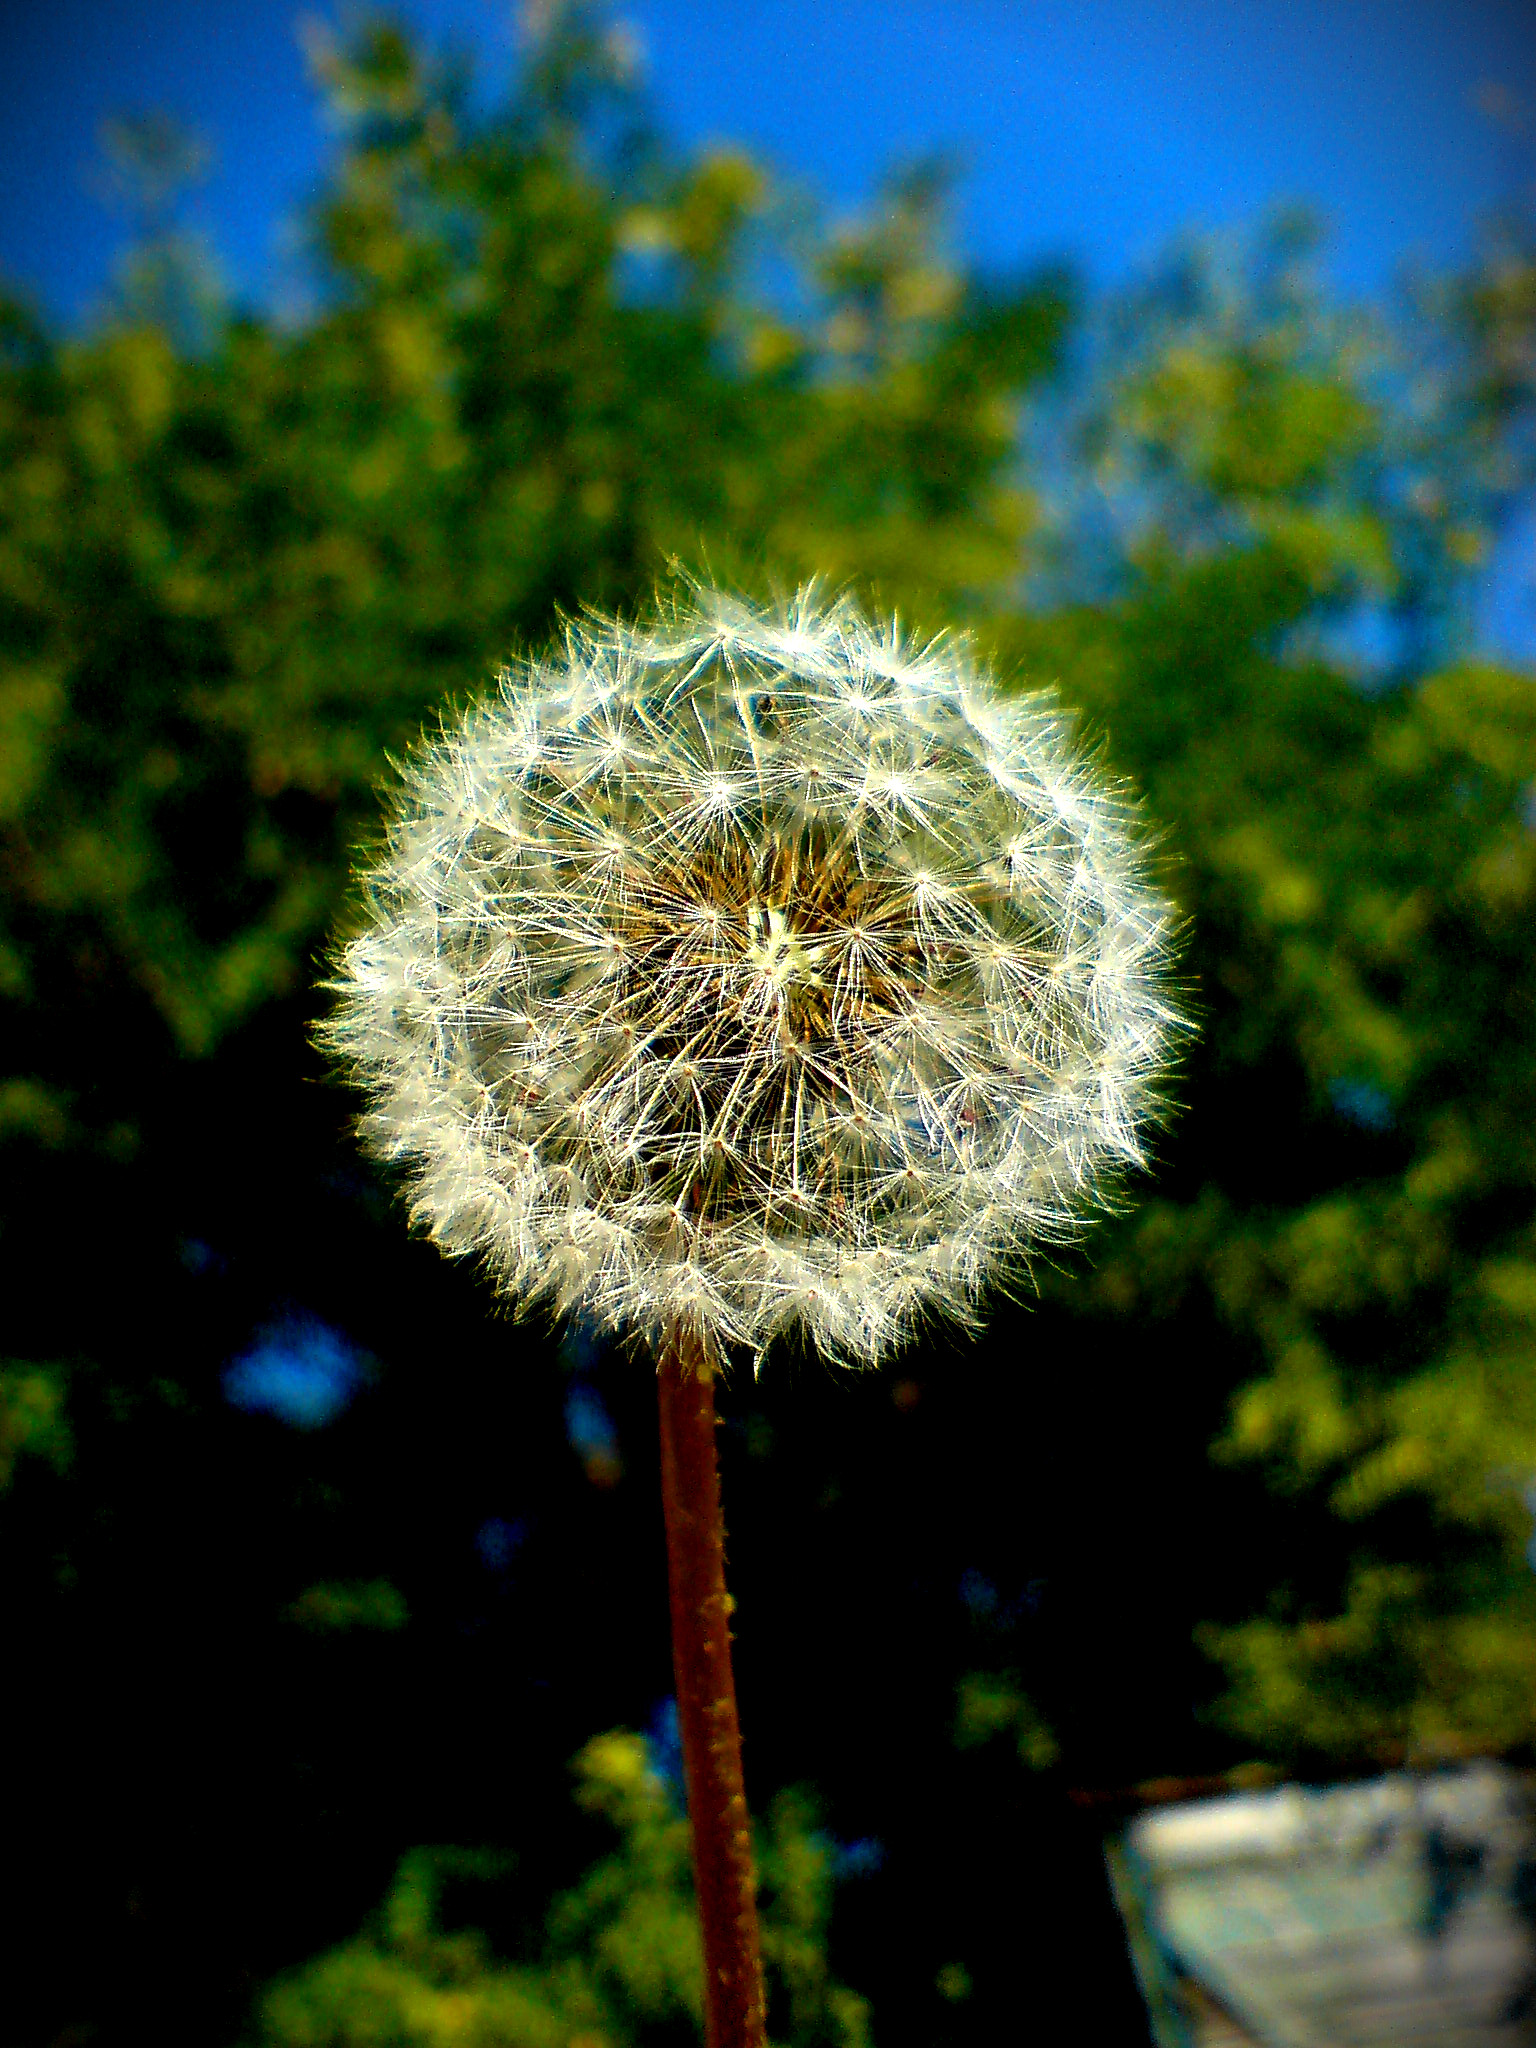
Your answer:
327;583;1179;1369
320;581;1184;2048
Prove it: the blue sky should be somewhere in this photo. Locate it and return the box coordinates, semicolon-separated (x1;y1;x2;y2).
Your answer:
223;1313;371;1429
1;1;1532;656
1;0;1532;326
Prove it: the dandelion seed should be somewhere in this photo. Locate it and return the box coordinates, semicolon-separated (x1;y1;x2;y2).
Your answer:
322;583;1183;1371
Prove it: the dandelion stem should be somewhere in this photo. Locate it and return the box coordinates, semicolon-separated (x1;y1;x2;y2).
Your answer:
657;1324;767;2048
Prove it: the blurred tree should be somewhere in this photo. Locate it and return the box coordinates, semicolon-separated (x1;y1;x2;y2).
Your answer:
1000;208;1536;1765
0;10;1075;2045
92;109;225;350
259;1730;870;2048
0;8;1069;1084
2;3;1535;2044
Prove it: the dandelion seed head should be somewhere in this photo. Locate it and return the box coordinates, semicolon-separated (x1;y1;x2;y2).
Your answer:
322;585;1183;1368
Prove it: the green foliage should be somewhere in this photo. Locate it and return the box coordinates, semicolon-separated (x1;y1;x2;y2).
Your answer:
0;12;1066;1084
0;1362;71;1490
4;7;1536;2036
258;1731;870;2048
283;1578;409;1633
1066;211;1523;635
1007;352;1536;1759
952;1671;1060;1770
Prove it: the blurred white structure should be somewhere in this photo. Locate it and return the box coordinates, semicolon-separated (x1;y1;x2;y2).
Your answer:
1109;1765;1536;2046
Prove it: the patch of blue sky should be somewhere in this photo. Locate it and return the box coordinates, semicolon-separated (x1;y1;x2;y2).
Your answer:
1477;500;1536;665
646;1695;684;1801
833;1836;885;1879
959;1567;1000;1620
475;1514;528;1570
1329;1079;1396;1134
223;1312;371;1430
564;1382;619;1463
959;1567;1046;1629
177;1236;227;1276
3;3;1532;325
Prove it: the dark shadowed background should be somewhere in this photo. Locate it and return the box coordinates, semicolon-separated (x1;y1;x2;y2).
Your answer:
2;4;1535;2044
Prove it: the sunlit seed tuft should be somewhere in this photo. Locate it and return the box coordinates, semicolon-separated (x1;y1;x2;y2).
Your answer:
321;584;1185;1369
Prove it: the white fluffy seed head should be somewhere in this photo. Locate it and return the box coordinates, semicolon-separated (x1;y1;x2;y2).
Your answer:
321;583;1184;1369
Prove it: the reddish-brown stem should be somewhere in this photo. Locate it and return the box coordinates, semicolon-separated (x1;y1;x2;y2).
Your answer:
656;1325;767;2048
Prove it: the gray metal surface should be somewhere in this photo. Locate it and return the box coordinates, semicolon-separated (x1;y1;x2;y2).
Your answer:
1108;1766;1536;2046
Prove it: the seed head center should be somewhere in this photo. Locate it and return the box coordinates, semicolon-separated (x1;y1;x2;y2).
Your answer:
744;903;824;993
